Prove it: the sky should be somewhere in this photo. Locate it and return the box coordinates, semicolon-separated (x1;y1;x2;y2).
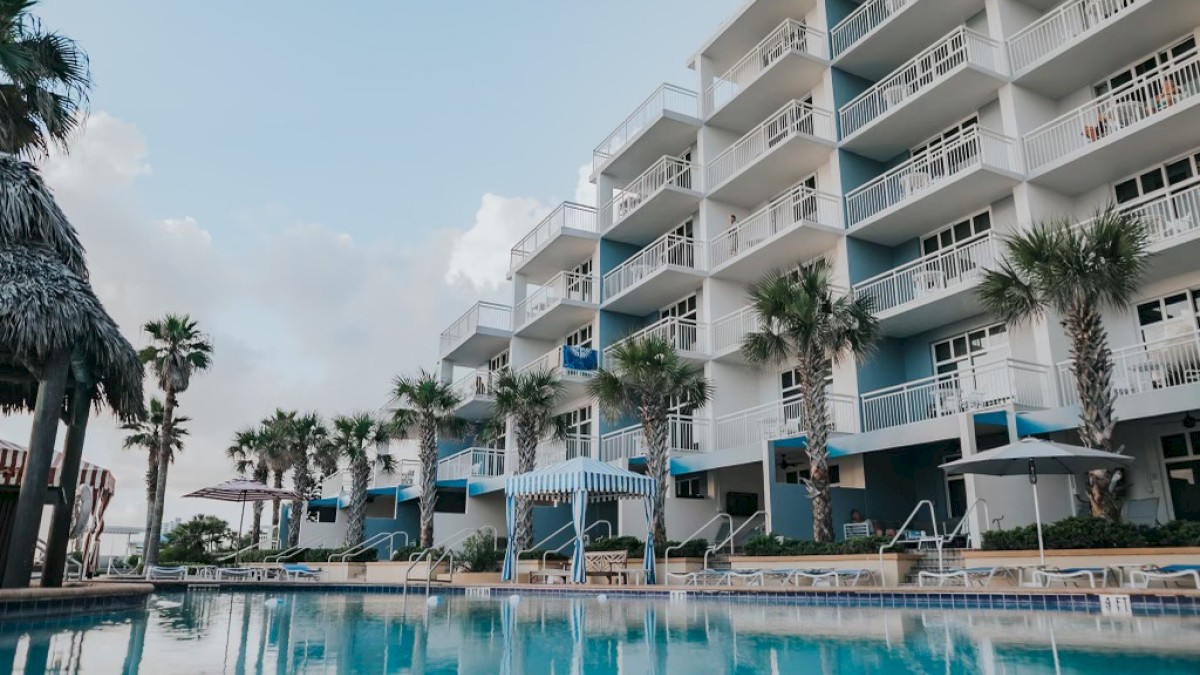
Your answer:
0;0;739;534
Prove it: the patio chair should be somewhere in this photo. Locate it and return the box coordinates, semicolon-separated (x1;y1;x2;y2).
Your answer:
1123;497;1159;527
917;566;1015;587
1129;565;1200;589
843;521;872;540
216;567;261;581
281;563;323;581
1033;567;1109;588
147;565;188;580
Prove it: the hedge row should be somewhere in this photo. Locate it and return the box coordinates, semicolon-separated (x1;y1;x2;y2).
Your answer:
982;517;1200;551
742;534;900;557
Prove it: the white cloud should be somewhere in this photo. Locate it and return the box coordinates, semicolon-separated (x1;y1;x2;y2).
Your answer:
573;162;596;206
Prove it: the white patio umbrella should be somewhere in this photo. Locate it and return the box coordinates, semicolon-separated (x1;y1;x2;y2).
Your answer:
183;478;301;562
939;438;1133;565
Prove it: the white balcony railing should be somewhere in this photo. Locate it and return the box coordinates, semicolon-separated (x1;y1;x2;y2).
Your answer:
1096;183;1200;247
705;99;836;189
853;233;999;314
513;271;597;329
537;435;594;469
450;367;497;404
322;459;419;497
832;0;918;58
860;359;1053;432
714;394;859;452
710;186;843;269
705;19;828;115
439;301;512;355
438;448;506;481
593;84;699;173
603;156;699;230
839;28;1003;138
1008;0;1148;74
1058;328;1200;406
602;233;702;301
509;203;598;273
518;345;600;380
605;317;707;367
1024;53;1200;172
600;416;710;463
711;305;760;355
846;128;1019;226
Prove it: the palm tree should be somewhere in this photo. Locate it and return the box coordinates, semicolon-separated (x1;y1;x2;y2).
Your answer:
137;314;213;569
226;426;269;547
389;371;467;548
980;209;1148;519
742;259;879;543
329;413;394;547
589;336;711;549
0;0;91;156
488;368;564;550
257;410;296;546
123;398;188;556
285;412;327;546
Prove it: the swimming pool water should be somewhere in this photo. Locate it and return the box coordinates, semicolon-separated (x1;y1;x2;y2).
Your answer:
3;591;1200;674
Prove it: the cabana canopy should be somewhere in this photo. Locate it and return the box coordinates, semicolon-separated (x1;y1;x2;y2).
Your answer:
502;457;657;584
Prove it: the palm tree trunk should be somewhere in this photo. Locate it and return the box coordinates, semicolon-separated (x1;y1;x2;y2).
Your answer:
143;389;176;569
142;451;158;561
1065;306;1121;519
251;462;268;547
641;402;670;550
514;417;539;551
271;471;284;545
289;450;310;547
345;455;370;548
801;353;835;543
418;419;438;548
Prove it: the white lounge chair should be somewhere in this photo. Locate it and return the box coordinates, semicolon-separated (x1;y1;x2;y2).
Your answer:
216;567;261;581
1129;565;1200;589
281;563;322;580
146;565;187;580
1033;567;1109;588
785;568;876;587
918;566;1015;587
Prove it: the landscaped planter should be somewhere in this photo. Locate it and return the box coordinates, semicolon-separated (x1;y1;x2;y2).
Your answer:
364;561;450;584
454;572;503;584
962;547;1200;586
728;553;922;587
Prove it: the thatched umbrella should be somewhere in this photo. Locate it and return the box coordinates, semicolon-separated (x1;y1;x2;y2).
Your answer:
0;241;143;587
0;154;87;279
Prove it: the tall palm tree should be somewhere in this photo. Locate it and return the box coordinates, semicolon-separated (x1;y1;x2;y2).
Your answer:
742;259;879;543
286;412;327;546
137;314;212;569
488;368;564;550
257;410;296;546
980;209;1148;519
123;397;188;554
226;426;269;547
589;336;711;549
389;371;467;548
329;413;394;547
0;0;91;156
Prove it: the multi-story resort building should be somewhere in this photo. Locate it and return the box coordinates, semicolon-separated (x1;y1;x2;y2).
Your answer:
297;0;1200;556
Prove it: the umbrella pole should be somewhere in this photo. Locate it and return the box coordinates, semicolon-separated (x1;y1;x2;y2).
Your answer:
1031;480;1045;567
237;498;247;565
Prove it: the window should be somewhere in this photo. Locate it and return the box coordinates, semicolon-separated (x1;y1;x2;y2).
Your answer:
911;116;978;161
1112;146;1200;205
943;453;968;519
306;506;336;523
1159;432;1200;521
489;350;509;374
561;406;592;439
670;218;695;240
675;473;706;499
931;324;1009;375
922;210;992;256
1094;36;1197;98
1136;288;1200;343
660;294;697;322
659;294;699;351
567;259;594;301
565;323;594;350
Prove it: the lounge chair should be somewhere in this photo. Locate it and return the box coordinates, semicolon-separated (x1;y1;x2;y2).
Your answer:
725;569;765;586
216;567;261;581
785;568;876;587
667;569;733;586
281;563;322;580
146;565;187;580
1130;565;1200;589
917;566;1015;587
1033;567;1109;588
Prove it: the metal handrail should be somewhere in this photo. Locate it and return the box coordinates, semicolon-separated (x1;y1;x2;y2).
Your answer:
217;539;265;563
944;499;991;546
540;520;613;570
265;533;337;563
407;526;498;561
514;521;574;572
329;530;409;563
423;549;457;596
877;500;941;585
703;510;767;570
403;526;498;592
664;513;733;577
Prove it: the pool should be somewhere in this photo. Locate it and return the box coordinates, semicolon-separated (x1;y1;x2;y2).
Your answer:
3;590;1200;674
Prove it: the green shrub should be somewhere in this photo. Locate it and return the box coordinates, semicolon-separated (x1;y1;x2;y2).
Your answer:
460;531;501;572
518;548;568;561
982;517;1200;551
1143;519;1200;547
390;545;424;562
586;536;644;558
742;533;898;557
663;539;709;558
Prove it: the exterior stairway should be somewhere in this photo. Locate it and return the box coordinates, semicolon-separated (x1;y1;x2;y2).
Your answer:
902;547;965;586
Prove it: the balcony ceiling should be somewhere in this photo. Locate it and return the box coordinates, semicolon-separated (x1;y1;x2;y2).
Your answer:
875;280;990;338
1144;231;1200;286
708;134;836;208
602;267;705;316
595;115;700;184
834;0;986;80
441;329;512;368
841;65;1006;161
455;396;494;422
710;221;844;284
707;50;828;133
511;231;598;285
606;186;704;246
690;0;819;74
514;300;598;341
1013;0;1200;98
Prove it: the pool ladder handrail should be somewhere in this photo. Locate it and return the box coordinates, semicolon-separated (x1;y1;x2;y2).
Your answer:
217;538;266;563
329;530;410;563
664;513;733;578
877;499;941;585
265;533;337;563
406;526;499;561
540;520;613;571
703;510;768;571
404;526;498;592
943;498;991;546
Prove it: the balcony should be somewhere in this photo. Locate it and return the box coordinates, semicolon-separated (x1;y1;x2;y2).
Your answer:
601;233;705;315
439;301;513;366
592;84;700;183
1057;328;1200;408
438;448;506;481
839;28;1006;160
602;156;702;246
512;271;598;340
846;128;1022;245
714;394;859;453
831;0;986;79
1023;54;1200;195
1094;184;1200;285
860;359;1054;432
509;203;598;284
449;368;496;421
318;459;419;498
1009;0;1200;98
853;233;999;337
536;435;594;469
604;316;708;367
709;186;843;282
517;345;599;399
704;19;828;132
599;416;711;463
711;306;759;363
705;100;836;208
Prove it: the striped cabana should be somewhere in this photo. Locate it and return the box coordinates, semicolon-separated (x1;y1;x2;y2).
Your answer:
501;457;657;585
